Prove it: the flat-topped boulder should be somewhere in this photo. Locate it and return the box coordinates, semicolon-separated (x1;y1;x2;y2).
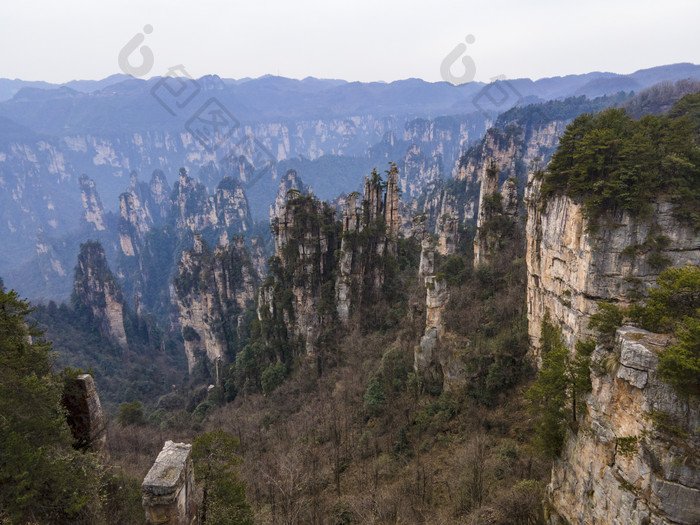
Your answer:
142;441;196;524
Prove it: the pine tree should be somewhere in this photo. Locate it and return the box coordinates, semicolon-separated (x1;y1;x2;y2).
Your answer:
0;285;100;523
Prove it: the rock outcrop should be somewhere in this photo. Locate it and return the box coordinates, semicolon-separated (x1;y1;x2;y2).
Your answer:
526;159;700;523
73;241;128;349
260;165;401;355
142;441;196;525
525;180;700;361
79;175;106;231
411;114;570;243
261;193;340;355
335;165;401;322
62;373;107;454
174;234;259;373
413;231;449;388
547;326;700;525
171;168;252;249
270;169;310;221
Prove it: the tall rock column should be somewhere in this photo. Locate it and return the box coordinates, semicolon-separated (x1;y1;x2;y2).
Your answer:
413;226;449;390
73;241;128;350
79;175;106;231
473;161;499;266
336;192;362;322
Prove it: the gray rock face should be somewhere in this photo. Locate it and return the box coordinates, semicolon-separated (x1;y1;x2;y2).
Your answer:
270;169;310;222
73;241;128;349
547;327;700;525
525;179;700;361
79;175;106;231
175;234;259;373
62;374;106;453
335;166;401;322
142;441;196;525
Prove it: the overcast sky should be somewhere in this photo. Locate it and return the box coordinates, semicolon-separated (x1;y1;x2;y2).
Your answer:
1;0;699;84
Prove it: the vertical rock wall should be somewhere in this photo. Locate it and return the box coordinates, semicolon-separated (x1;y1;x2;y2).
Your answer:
547;327;700;525
73;241;128;349
525;179;700;361
175;234;259;373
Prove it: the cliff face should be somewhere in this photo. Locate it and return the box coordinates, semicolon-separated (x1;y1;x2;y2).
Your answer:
260;167;401;355
73;241;128;349
79;175;106;231
270;169;310;221
412;118;569;247
174;235;259;373
548;327;700;525
170;168;252;248
117;170;174;257
336;165;401;322
526;180;700;523
525;180;700;360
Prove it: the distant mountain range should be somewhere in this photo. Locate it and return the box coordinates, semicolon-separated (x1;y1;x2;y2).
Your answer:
0;62;698;302
2;63;699;122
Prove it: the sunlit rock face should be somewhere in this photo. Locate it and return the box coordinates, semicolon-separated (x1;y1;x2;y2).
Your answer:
547;327;700;525
174;234;259;373
525;178;700;363
73;241;128;350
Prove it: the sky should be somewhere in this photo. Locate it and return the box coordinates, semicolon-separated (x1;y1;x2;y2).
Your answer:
1;0;699;84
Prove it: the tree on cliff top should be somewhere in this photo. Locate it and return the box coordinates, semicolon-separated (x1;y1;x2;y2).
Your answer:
541;93;700;230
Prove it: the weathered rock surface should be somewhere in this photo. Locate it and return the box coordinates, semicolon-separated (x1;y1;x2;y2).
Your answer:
142;441;196;525
73;241;128;349
175;234;259;373
547;327;700;525
262;193;339;355
270;169;310;221
62;373;106;453
525;179;700;361
335;165;401;322
260;166;401;355
79;175;106;231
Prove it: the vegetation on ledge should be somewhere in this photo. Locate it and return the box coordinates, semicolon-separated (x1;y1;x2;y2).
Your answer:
540;93;700;231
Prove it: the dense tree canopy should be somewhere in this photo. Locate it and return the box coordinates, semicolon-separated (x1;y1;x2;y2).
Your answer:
0;285;100;523
541;94;700;230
